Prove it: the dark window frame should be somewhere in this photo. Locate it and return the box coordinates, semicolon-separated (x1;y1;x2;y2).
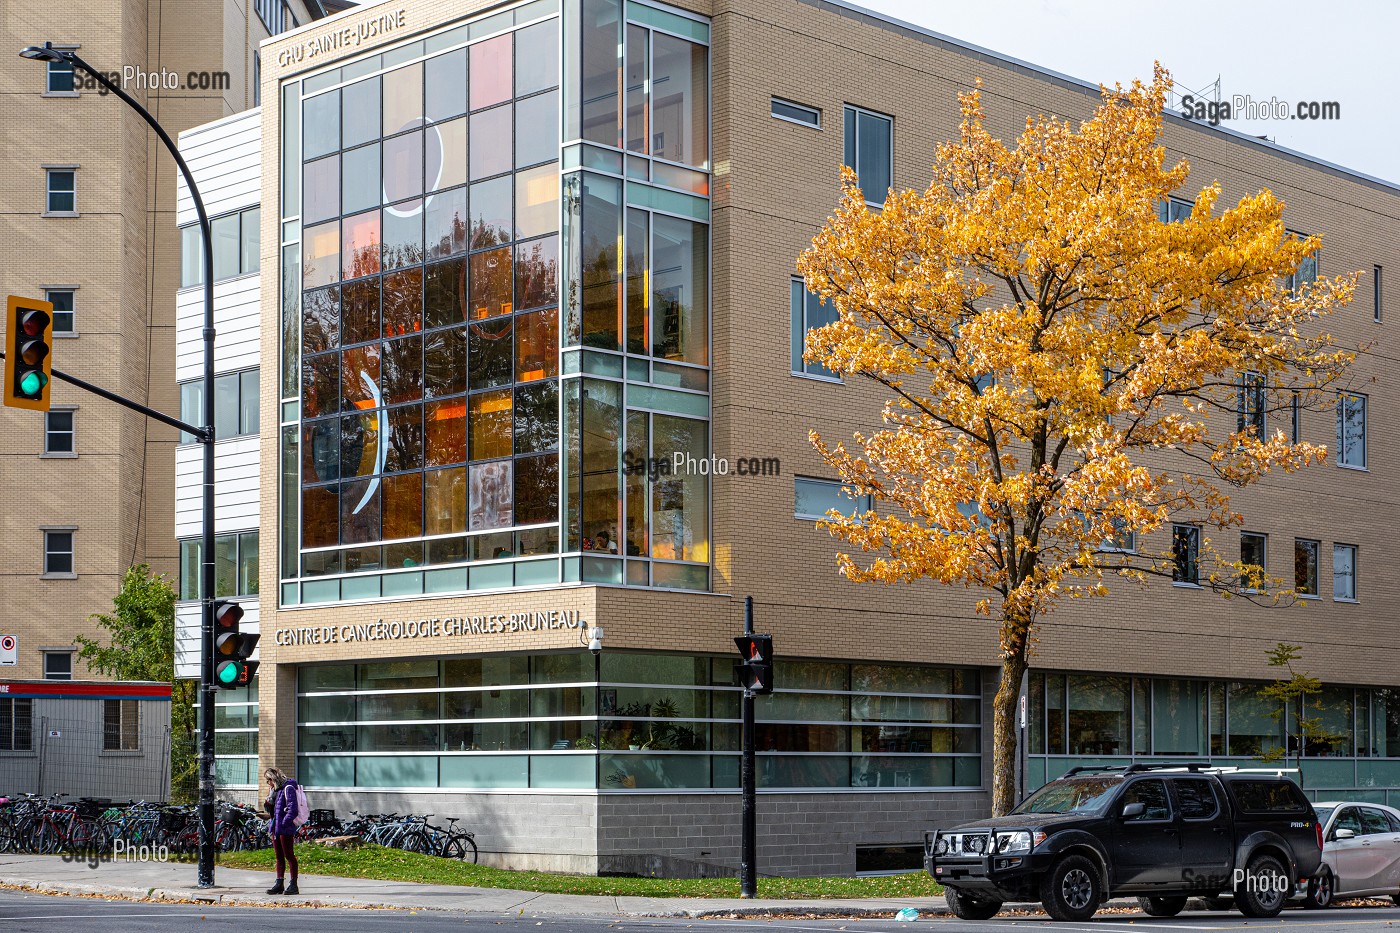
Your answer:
0;698;34;752
842;103;893;207
179;529;260;601
771;97;820;128
45;167;77;215
42;407;76;456
103;699;140;752
42;528;75;577
43;287;76;335
1171;524;1200;586
43;651;74;681
178;368;260;443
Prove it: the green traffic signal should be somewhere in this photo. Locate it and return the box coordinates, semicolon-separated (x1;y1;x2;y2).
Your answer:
217;662;240;684
18;371;46;397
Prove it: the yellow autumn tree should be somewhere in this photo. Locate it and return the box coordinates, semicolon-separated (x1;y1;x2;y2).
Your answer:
797;66;1359;816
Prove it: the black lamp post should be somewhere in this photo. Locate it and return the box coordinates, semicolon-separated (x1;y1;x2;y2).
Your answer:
21;41;221;888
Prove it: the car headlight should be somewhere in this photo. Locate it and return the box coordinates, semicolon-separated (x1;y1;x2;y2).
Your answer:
994;831;1045;854
933;835;948;856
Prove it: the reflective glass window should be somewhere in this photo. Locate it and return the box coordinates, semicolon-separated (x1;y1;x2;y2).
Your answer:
470;33;512;111
382;471;424;540
428;117;467;192
515;454;558;525
383;63;424;136
564;173;621;349
424;466;467;534
302;221;341;289
515;235;558;311
470;459;513;529
341;144;382;215
650;414;707;562
385;404;423;472
383;130;424;204
382;199;425;271
651;214;707;365
625;25;648;153
469;105;513;179
424;257;468;329
470;247;514;318
340;277;380;346
424;49;467;123
339;344;381;412
426;186;468;260
516;162;559;240
425;398;467;466
516;91;560;168
650;33;707;168
576;0;621;147
381;334;423;404
470;389;514;461
340;478;381;544
469;320;514;389
514;381;558;454
303;90;340;159
302;484;339;548
303;155;340;225
515;19;559;97
469;175;513;250
303;285;340;356
341;211;382;281
302;355;338;421
342;77;382;149
424;325;467;398
515;305;558;382
382;268;423;339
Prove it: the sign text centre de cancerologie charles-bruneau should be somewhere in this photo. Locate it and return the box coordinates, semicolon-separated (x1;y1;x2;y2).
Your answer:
273;610;588;647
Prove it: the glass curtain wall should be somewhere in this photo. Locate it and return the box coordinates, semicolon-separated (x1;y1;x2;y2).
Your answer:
560;0;712;590
280;0;712;604
281;1;563;606
1028;671;1400;794
296;653;980;790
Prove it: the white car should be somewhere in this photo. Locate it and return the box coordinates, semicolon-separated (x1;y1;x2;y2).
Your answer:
1305;801;1400;907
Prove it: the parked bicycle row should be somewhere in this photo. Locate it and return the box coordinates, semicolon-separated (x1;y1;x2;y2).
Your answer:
0;794;477;862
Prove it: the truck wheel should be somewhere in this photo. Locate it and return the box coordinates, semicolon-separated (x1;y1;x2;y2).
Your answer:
945;886;1002;920
1138;896;1187;917
1040;853;1102;922
1234;854;1289;918
1303;870;1334;909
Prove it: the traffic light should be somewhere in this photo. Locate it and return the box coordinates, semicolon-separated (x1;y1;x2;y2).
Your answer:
734;633;774;695
4;296;54;411
213;600;259;689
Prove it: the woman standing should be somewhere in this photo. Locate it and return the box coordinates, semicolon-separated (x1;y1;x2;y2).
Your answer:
263;768;300;895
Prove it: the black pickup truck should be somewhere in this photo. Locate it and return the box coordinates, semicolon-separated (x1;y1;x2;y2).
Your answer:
925;763;1324;921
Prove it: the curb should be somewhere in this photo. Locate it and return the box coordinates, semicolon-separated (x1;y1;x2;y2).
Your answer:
2;878;415;912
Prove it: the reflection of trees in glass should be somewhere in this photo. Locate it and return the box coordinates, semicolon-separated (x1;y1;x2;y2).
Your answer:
514;382;558;454
600;697;705;752
515;236;558;312
514;454;558;527
302;285;339;355
649;414;707;561
424;258;467;329
470;248;514;318
1259;642;1349;765
565;173;621;349
382;269;422;338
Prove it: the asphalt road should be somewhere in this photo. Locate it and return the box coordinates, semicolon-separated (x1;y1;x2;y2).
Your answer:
5;890;1400;933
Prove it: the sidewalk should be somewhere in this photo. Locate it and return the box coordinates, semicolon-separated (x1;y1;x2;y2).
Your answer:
0;852;949;918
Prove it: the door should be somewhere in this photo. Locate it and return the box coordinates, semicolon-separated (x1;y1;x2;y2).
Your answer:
1330;807;1376;896
1356;807;1400;893
1172;777;1233;890
1112;778;1181;886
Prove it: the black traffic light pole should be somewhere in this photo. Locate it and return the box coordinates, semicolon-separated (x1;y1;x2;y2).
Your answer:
20;42;221;888
740;596;757;899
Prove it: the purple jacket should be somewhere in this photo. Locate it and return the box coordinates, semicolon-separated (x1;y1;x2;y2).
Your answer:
271;779;300;836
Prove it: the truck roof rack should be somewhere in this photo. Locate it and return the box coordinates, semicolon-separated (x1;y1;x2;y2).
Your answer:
1123;762;1213;773
1063;765;1130;776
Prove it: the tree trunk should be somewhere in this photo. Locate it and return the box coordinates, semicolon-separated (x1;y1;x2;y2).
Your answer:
991;643;1029;817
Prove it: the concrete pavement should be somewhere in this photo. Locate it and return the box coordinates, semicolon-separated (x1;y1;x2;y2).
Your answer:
0;852;949;917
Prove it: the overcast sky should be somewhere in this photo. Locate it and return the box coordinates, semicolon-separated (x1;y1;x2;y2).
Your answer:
853;0;1397;185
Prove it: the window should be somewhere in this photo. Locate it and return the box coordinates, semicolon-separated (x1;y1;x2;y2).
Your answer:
44;288;75;334
1337;392;1366;468
1295;538;1319;597
103;699;139;751
45;168;76;214
180;531;259;600
1121;779;1171;820
253;52;261;108
1173;778;1219;820
1284;230;1317;292
843;105;892;205
1334;544;1357;601
1375;265;1383;323
1290;392;1300;444
771;97;820;128
43;651;73;681
790;278;839;379
0;699;33;752
1101;517;1135;553
795;477;871;520
255;0;297;35
1156;197;1191;223
1239;532;1266;590
43;529;74;576
1171;525;1200;585
178;369;259;443
1237;372;1264;437
46;59;75;94
180;205;259;287
43;409;75;455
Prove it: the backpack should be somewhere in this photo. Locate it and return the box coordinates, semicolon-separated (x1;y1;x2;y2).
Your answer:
290;784;310;827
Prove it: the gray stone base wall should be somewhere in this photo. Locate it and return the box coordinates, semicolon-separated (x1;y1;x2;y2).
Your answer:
294;790;599;872
597;790;992;877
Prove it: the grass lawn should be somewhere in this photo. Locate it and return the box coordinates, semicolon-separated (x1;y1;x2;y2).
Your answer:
217;844;944;899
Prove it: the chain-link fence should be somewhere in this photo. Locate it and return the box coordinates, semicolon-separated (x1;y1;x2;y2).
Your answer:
0;717;172;802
